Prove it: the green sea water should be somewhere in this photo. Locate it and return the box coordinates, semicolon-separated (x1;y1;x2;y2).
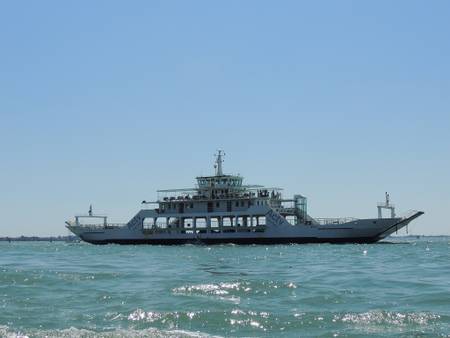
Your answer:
0;237;449;337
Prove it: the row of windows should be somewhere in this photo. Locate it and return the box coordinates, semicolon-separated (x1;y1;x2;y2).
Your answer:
166;203;194;209
164;200;264;210
198;178;242;186
143;216;267;229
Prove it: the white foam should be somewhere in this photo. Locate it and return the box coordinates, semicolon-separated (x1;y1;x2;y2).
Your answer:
0;325;221;338
338;311;440;325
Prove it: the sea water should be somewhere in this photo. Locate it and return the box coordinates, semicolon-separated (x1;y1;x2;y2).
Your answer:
0;237;449;337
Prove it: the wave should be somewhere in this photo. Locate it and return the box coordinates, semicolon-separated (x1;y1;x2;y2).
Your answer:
0;325;221;338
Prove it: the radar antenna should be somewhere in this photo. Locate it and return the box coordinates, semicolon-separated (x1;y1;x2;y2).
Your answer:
214;150;225;176
88;204;93;216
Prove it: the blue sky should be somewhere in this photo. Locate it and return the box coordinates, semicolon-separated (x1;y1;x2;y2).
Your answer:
0;0;449;236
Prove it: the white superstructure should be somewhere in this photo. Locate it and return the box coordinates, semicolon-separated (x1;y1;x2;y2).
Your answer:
66;152;423;245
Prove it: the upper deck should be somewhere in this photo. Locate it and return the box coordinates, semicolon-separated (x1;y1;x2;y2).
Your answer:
148;150;284;204
139;151;308;223
156;185;283;203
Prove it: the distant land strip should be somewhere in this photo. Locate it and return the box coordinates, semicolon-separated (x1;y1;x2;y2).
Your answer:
0;236;78;242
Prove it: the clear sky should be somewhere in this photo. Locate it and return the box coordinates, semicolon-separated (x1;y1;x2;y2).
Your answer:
1;1;449;236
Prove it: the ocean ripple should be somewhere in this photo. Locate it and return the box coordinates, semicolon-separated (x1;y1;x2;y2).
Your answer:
0;238;449;337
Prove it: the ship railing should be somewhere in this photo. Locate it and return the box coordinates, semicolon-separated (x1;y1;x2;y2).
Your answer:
277;207;296;214
314;217;359;225
106;223;126;228
155;193;283;203
70;223;125;229
157;195;243;202
377;202;396;208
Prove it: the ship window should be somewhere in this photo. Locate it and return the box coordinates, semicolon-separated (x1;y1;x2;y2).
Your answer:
235;201;239;207
241;201;245;207
258;216;266;226
184;218;193;227
209;217;219;228
156;218;168;228
143;218;155;229
286;216;297;225
190;203;194;208
237;216;247;227
251;216;258;226
196;217;207;228
223;217;233;227
210;217;219;228
168;217;178;228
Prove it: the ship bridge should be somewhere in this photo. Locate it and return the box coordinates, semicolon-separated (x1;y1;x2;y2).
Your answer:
154;150;283;202
142;150;303;224
196;150;244;192
196;175;243;190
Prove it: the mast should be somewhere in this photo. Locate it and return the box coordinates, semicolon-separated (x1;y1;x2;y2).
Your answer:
215;150;225;176
377;192;396;218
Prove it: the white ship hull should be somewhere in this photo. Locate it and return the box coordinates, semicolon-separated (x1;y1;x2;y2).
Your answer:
67;210;423;245
66;152;423;245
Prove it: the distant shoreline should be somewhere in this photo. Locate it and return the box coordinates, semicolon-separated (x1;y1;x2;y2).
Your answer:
0;235;78;242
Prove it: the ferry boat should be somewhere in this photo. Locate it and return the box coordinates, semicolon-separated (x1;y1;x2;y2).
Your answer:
66;151;423;245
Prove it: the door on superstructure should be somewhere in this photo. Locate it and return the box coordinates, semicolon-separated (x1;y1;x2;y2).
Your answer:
178;203;184;214
207;202;213;212
227;201;232;212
